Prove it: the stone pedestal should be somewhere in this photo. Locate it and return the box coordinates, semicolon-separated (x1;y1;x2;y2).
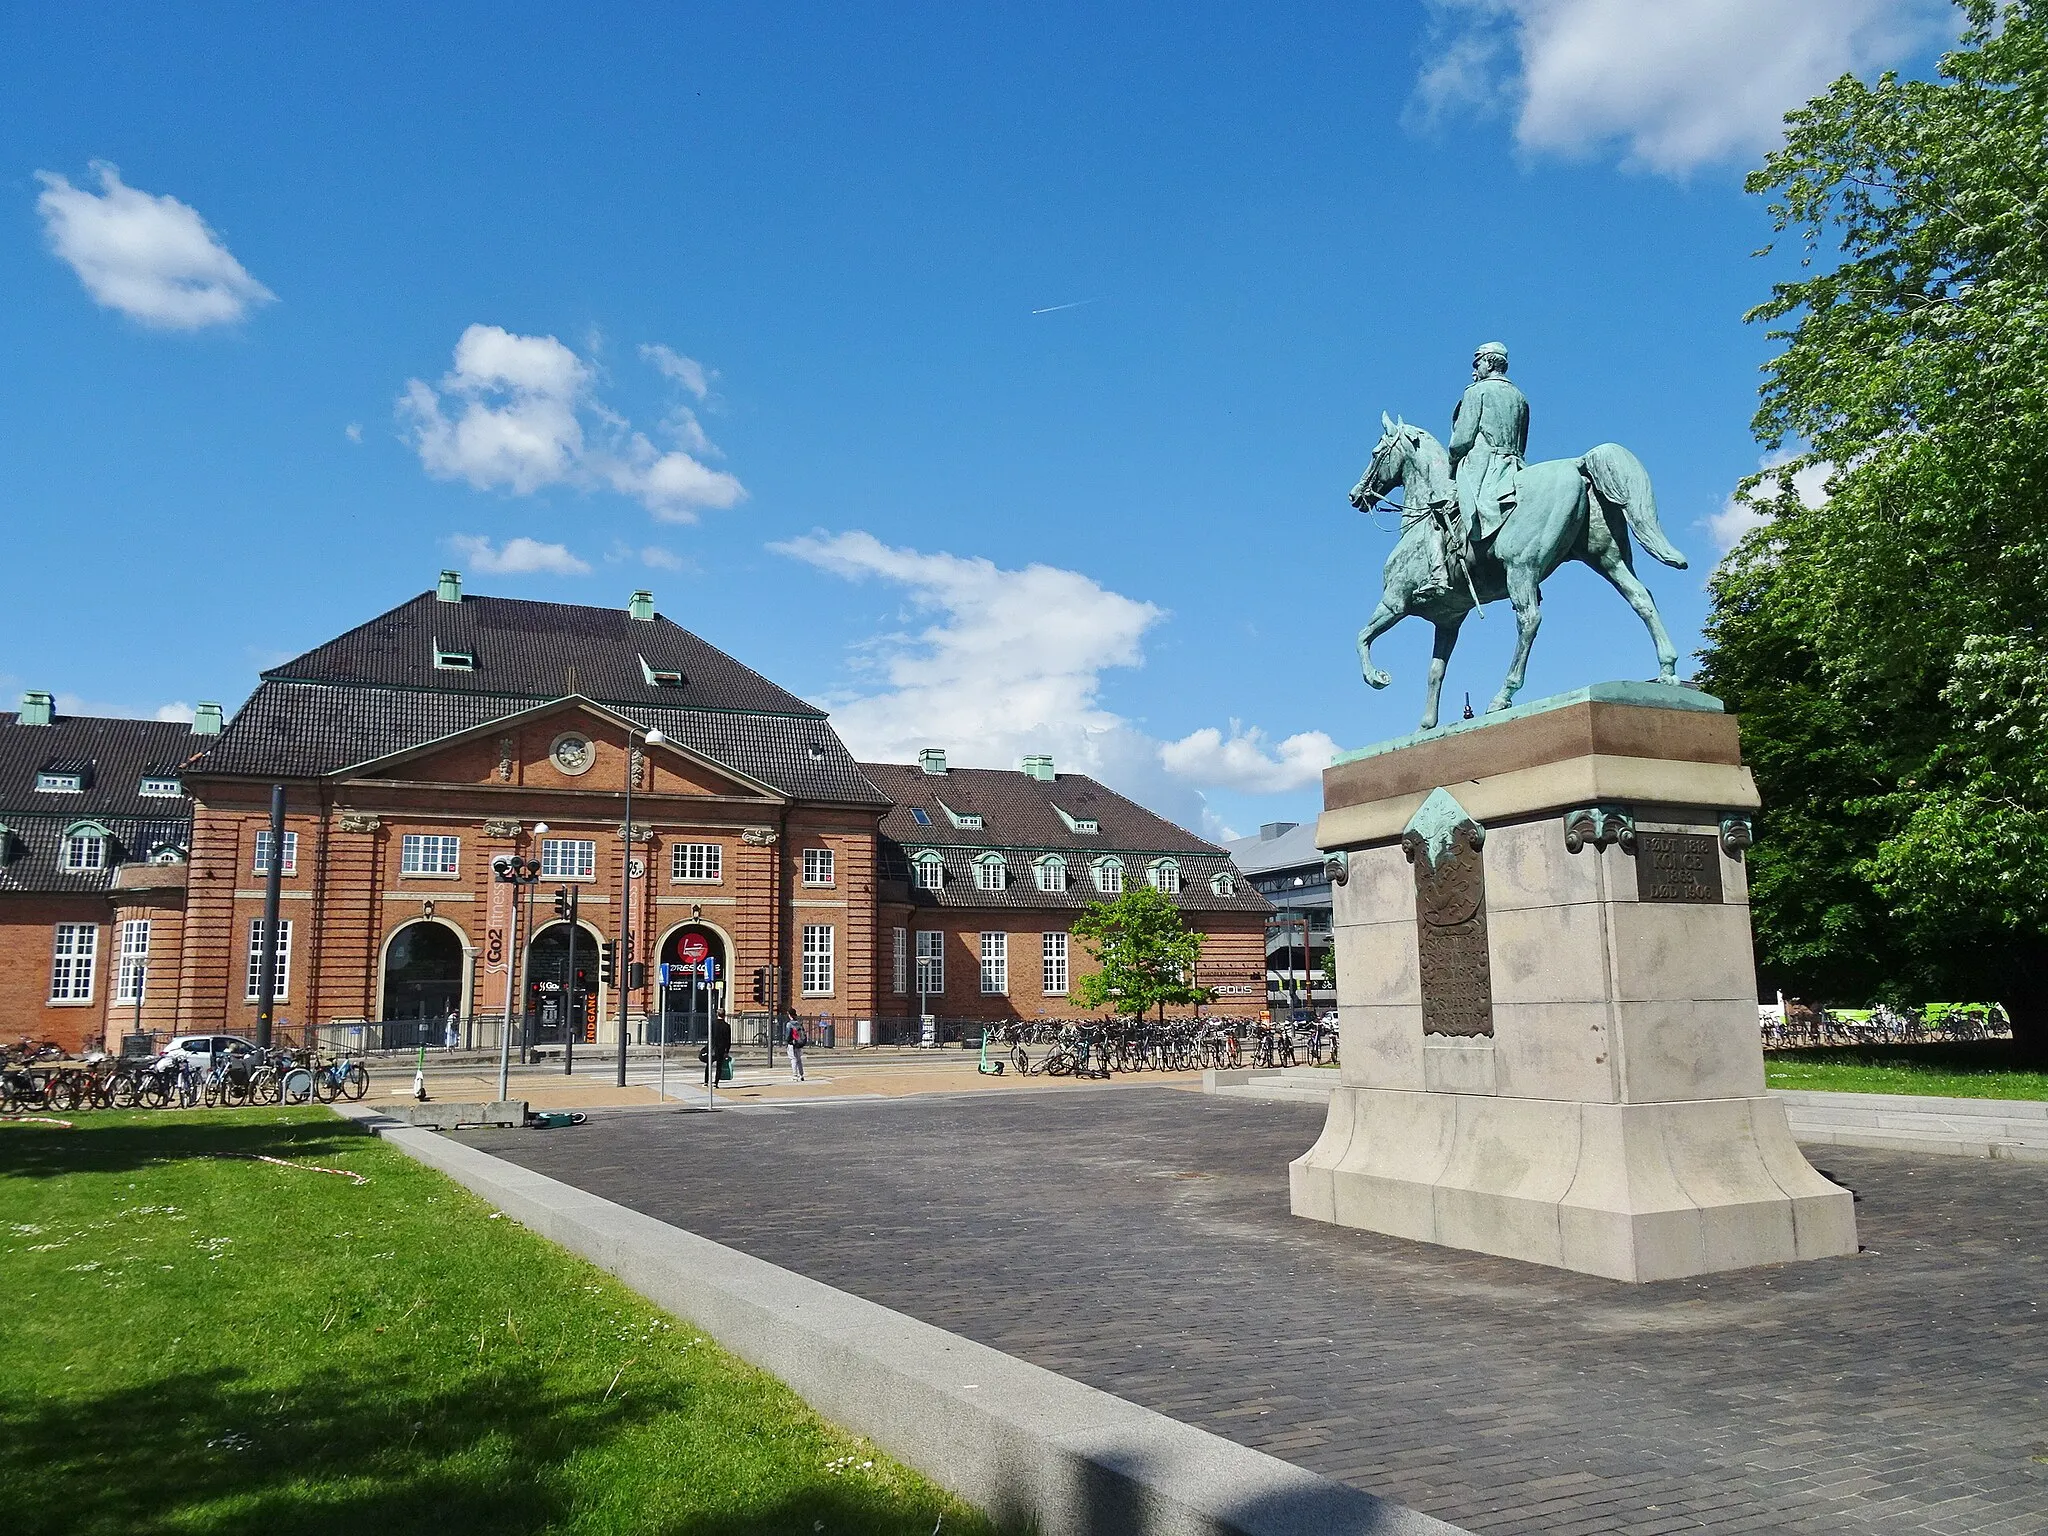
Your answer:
1289;682;1857;1282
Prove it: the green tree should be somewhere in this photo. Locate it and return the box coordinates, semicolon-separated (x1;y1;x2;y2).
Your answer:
1699;0;2048;1059
1070;886;1209;1021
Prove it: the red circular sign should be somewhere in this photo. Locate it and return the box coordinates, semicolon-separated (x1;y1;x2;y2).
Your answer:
677;933;710;966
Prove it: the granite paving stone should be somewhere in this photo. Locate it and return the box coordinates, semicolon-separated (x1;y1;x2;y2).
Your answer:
457;1085;2046;1535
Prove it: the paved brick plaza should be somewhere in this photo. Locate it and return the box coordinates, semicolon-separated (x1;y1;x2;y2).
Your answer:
459;1087;2048;1535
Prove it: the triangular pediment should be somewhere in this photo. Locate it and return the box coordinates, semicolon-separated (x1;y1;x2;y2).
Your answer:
337;697;784;802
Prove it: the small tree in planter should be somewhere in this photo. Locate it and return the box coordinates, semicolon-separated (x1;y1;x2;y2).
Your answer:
1072;885;1210;1021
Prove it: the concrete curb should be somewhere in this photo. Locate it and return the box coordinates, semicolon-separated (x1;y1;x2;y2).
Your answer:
332;1104;1467;1536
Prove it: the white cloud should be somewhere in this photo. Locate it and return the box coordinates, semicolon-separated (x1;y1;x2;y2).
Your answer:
641;343;712;400
35;162;275;328
774;530;1330;831
639;546;687;571
49;692;197;723
154;701;196;723
1410;0;1941;174
399;324;745;521
1708;450;1833;553
1159;722;1338;795
445;533;592;576
344;422;364;443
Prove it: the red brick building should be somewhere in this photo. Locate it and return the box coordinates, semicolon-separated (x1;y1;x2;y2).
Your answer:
1;576;1267;1052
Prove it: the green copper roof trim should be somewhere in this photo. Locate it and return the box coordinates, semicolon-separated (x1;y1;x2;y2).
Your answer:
1333;680;1724;767
1402;788;1481;872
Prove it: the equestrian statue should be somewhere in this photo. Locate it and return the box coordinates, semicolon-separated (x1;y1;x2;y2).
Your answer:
1348;341;1690;731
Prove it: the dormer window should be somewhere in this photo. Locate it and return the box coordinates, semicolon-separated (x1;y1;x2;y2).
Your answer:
973;853;1008;892
1092;858;1125;895
1053;804;1099;835
37;772;83;793
139;776;181;798
1211;872;1236;897
1035;855;1068;893
1148;859;1182;895
63;827;108;872
913;852;945;891
639;655;686;688
936;798;983;830
433;643;475;671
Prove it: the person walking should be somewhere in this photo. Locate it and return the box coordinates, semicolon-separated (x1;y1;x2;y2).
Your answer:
785;1013;806;1082
706;1008;733;1087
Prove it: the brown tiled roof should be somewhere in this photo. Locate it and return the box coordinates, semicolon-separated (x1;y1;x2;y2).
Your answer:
0;712;197;894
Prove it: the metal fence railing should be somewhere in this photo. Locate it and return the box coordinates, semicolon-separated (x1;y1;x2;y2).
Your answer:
1760;1002;2012;1050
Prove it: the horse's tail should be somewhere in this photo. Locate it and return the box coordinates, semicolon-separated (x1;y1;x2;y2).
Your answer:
1581;444;1687;569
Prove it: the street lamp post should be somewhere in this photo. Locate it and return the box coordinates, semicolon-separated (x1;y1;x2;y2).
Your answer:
616;724;666;1087
493;852;542;1103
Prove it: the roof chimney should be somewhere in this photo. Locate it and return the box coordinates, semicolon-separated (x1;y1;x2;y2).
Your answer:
1021;753;1055;782
437;570;463;604
192;702;224;736
18;690;53;726
1259;821;1300;841
628;590;655;621
917;747;948;776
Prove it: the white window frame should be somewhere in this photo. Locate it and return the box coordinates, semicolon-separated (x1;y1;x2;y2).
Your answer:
253;829;298;876
1042;931;1069;996
1149;861;1182;894
913;853;944;891
115;919;151;1005
539;837;597;880
36;772;82;793
399;833;461;876
914;930;944;996
1035;856;1068;893
139;776;181;798
974;854;1007;892
979;931;1008;995
801;923;835;996
50;923;97;1002
671;842;724;883
63;831;106;872
893;927;908;995
245;917;293;1002
803;847;836;886
1093;859;1124;895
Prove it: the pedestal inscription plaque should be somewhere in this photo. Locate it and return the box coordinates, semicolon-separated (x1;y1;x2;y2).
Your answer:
1403;809;1492;1038
1635;831;1723;903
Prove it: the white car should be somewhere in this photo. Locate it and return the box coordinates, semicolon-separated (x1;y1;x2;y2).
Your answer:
160;1034;258;1073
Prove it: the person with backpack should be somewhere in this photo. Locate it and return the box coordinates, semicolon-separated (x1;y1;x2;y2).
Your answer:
785;1013;806;1082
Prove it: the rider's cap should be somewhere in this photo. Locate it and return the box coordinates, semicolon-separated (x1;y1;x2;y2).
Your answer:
1474;340;1508;366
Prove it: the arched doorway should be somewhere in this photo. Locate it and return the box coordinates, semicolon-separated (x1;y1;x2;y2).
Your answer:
381;921;467;1022
658;923;728;1044
527;921;602;1046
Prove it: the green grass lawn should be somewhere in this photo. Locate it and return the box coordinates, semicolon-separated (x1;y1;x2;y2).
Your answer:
1765;1041;2048;1101
0;1109;993;1536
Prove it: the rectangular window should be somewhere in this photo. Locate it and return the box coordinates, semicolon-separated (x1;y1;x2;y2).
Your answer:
1035;860;1067;893
399;833;460;876
115;920;151;1004
140;776;181;797
245;918;292;1001
1150;864;1182;894
671;842;724;882
1094;861;1124;895
909;807;932;826
63;832;106;871
801;924;834;995
979;931;1008;995
50;923;97;1001
915;930;944;996
802;847;835;886
974;858;1006;892
253;829;298;875
36;772;82;793
914;855;944;891
892;927;908;994
540;838;596;879
1043;931;1069;996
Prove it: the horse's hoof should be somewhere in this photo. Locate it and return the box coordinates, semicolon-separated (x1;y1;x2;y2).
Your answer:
1486;694;1514;713
1364;671;1391;690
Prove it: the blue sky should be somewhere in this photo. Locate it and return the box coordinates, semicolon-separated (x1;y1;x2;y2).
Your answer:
0;1;1951;840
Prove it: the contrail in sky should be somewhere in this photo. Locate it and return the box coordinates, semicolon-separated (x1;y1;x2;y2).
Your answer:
1031;298;1101;315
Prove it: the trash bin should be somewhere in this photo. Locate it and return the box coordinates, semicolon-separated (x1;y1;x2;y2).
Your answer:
819;1018;836;1049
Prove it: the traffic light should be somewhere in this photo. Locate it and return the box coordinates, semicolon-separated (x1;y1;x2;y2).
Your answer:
552;887;570;920
599;941;617;987
752;966;767;1003
627;961;647;990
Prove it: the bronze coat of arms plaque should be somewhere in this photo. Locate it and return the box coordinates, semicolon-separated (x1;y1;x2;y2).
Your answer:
1406;822;1494;1038
1634;831;1723;903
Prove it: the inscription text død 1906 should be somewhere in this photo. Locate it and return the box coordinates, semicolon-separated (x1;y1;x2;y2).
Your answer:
1412;831;1494;1038
1634;831;1723;904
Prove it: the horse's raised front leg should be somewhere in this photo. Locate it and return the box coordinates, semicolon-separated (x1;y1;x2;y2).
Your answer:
1357;600;1401;690
1490;567;1542;712
1421;614;1467;731
1589;542;1680;681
